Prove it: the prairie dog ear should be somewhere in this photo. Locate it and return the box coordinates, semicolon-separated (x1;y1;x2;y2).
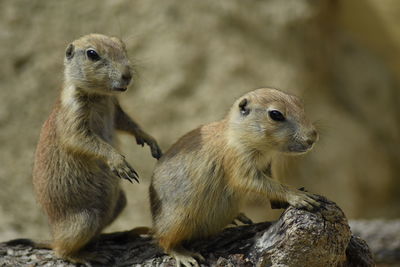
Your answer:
112;37;126;49
65;43;75;60
238;98;250;116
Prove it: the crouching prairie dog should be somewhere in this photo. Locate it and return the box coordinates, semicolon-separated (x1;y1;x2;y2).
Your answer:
32;33;161;263
149;88;320;266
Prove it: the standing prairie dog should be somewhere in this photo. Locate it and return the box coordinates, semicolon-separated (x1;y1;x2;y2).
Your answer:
150;88;320;266
32;33;161;262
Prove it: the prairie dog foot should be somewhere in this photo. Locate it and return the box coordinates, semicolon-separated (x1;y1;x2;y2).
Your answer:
99;226;151;242
236;212;253;225
170;247;204;267
286;190;320;211
65;251;113;265
231;212;253;225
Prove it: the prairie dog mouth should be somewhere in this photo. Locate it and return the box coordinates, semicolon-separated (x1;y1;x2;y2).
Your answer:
112;87;127;92
286;143;313;154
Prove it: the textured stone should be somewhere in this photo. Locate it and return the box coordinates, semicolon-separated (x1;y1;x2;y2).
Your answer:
0;0;399;248
0;196;373;267
350;219;400;265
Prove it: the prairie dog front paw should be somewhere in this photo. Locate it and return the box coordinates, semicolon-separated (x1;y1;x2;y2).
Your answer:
108;154;139;183
286;190;320;211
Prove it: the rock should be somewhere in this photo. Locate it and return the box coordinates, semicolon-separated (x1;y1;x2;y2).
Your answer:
350;219;400;265
342;235;374;267
0;196;373;267
1;0;400;242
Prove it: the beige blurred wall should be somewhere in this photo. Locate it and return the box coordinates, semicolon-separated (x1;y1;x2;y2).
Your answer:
0;0;399;241
339;0;400;77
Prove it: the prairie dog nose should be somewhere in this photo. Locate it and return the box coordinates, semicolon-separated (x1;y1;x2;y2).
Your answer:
305;129;318;146
121;67;132;85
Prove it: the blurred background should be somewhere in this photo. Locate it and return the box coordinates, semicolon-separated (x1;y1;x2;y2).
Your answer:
0;0;399;245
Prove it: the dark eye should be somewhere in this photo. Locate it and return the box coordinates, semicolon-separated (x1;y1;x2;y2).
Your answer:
269;110;285;121
86;49;100;61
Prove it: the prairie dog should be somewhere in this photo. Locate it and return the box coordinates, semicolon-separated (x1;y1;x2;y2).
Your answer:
149;88;320;266
32;33;161;262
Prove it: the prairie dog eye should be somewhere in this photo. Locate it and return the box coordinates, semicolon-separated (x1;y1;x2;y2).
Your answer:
268;110;285;121
86;49;101;61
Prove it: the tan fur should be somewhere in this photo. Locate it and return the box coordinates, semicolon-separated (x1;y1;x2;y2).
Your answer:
149;88;319;265
33;34;161;263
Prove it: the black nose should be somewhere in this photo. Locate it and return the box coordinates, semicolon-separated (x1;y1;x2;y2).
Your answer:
121;70;132;85
306;138;315;146
305;130;318;146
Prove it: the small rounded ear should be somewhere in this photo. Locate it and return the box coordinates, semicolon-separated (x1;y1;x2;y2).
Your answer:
112;37;126;49
65;43;75;60
239;98;250;116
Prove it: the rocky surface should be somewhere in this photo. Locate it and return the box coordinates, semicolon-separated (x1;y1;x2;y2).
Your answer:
0;196;374;267
0;0;399;246
350;219;400;265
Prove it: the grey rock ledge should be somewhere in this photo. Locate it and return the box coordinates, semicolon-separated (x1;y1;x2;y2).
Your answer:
0;196;374;267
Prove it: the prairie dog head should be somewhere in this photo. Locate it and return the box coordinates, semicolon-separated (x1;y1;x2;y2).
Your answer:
63;33;132;95
228;88;318;155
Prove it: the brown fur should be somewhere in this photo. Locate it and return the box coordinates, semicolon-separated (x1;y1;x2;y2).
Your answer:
32;34;161;263
149;88;319;266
